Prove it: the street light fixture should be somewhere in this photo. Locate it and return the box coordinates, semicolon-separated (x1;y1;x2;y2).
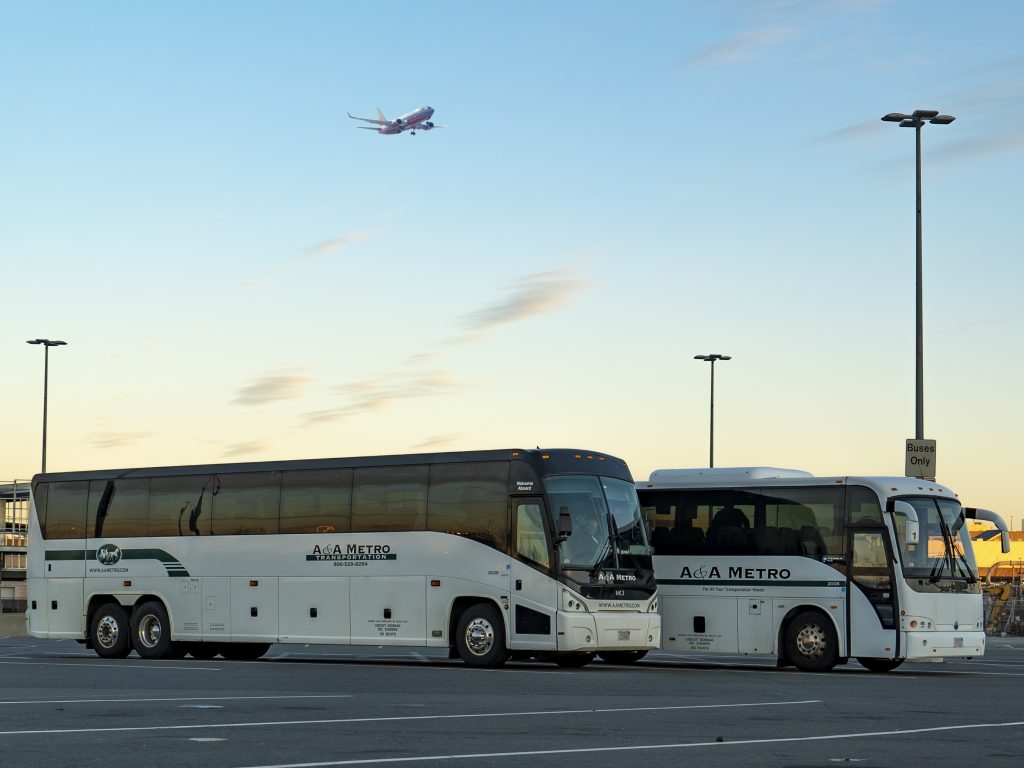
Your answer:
26;339;67;474
881;109;955;440
694;354;731;468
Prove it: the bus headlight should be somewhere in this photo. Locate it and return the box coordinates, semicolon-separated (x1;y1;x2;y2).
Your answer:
562;588;590;612
903;615;934;630
648;599;659;612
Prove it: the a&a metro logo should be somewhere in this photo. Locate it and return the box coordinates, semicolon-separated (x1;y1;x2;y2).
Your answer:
679;564;792;580
307;543;397;562
96;543;123;566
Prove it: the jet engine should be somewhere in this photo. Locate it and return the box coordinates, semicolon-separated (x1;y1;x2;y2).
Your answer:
420;122;434;130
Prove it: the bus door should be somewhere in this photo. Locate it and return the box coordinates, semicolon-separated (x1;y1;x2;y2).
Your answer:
508;497;557;651
847;526;899;659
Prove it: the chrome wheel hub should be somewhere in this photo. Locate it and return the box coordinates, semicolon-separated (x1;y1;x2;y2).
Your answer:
96;615;121;649
795;623;827;658
464;617;495;656
137;614;163;649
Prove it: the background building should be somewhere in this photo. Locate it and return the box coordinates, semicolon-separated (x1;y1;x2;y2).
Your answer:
1;481;29;614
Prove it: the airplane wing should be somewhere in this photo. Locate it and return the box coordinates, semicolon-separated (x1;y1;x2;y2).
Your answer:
356;126;379;130
347;111;390;126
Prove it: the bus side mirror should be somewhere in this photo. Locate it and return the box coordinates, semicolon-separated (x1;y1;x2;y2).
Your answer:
1002;531;1011;554
964;507;1011;554
557;507;573;540
893;500;919;546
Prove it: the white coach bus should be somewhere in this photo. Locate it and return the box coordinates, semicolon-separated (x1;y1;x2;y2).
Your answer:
27;449;659;667
638;468;1009;672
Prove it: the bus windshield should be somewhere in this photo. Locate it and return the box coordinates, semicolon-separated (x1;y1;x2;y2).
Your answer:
892;496;979;587
546;475;651;569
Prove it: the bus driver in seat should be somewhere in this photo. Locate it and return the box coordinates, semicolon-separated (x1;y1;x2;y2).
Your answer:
567;514;604;564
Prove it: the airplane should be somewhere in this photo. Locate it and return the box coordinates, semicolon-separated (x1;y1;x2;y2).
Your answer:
347;105;440;136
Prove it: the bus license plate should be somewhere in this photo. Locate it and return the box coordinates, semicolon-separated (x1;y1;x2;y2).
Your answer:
954;637;964;648
618;630;631;641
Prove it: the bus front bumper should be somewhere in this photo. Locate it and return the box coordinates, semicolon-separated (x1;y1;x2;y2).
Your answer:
556;611;661;653
903;630;985;661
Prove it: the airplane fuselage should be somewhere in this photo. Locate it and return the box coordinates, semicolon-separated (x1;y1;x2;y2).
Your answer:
378;106;434;135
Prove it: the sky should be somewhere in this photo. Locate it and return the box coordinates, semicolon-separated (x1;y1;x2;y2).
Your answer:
2;1;1022;524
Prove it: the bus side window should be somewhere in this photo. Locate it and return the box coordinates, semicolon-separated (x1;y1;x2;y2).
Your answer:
280;468;352;534
44;481;88;540
515;502;550;569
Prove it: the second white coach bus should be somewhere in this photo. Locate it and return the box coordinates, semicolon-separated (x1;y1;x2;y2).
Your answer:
27;448;659;667
638;468;1009;672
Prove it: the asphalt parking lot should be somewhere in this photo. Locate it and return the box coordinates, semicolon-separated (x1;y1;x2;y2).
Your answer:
2;635;1023;768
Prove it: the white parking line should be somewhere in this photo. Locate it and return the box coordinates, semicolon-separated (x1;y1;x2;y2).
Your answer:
0;700;820;736
0;694;354;706
233;719;1024;767
0;659;219;671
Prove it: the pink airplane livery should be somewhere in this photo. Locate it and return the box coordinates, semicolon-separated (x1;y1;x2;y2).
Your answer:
347;105;441;135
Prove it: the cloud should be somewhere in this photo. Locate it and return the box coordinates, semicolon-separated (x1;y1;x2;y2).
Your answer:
92;431;154;449
452;268;590;343
301;370;461;426
243;277;271;287
411;433;463;450
223;441;269;458
302;232;370;256
686;26;797;67
233;372;313;406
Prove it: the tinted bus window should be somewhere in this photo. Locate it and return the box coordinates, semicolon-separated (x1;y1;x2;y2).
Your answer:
759;486;844;557
352;466;428;533
427;462;510;551
848;485;884;526
44;481;88;539
212;472;281;535
149;475;213;536
280;468;352;533
31;482;49;535
88;478;150;538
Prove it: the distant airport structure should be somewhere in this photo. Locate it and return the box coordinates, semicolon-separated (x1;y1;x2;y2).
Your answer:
1;481;29;613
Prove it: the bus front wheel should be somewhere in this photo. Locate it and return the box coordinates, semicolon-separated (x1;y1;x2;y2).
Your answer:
131;601;179;659
455;603;509;668
90;603;132;659
784;611;838;672
857;657;904;673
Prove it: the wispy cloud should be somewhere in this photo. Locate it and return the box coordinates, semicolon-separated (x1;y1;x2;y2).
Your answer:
301;370;461;426
92;431;154;449
452;268;590;343
302;232;370;256
411;433;463;450
233;371;313;406
243;277;271;287
223;441;269;458
687;26;797;67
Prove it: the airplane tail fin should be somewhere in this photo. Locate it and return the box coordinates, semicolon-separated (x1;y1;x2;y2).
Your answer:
376;107;387;123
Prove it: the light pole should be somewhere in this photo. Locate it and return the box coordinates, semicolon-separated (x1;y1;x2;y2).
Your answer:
881;109;955;440
26;339;67;474
694;354;730;468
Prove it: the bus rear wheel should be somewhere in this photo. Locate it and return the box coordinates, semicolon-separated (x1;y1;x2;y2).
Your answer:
857;657;904;673
455;603;509;668
220;643;271;661
598;650;649;664
131;600;179;659
90;603;132;659
784;611;838;672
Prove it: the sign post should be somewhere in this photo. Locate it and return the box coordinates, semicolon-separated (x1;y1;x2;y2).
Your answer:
905;439;937;479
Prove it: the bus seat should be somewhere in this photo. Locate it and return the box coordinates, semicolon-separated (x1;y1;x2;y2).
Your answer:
678;526;706;554
651;526;673;554
799;525;827;559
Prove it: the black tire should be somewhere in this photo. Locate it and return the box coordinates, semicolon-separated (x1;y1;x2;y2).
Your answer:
454;602;509;668
131;600;179;659
784;610;839;672
184;642;222;660
220;643;271;661
598;650;649;665
89;603;132;659
857;657;905;673
553;652;596;668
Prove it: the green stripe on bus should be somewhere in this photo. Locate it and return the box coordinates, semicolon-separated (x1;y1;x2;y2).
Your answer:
657;579;841;587
46;548;189;577
44;550;86;561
